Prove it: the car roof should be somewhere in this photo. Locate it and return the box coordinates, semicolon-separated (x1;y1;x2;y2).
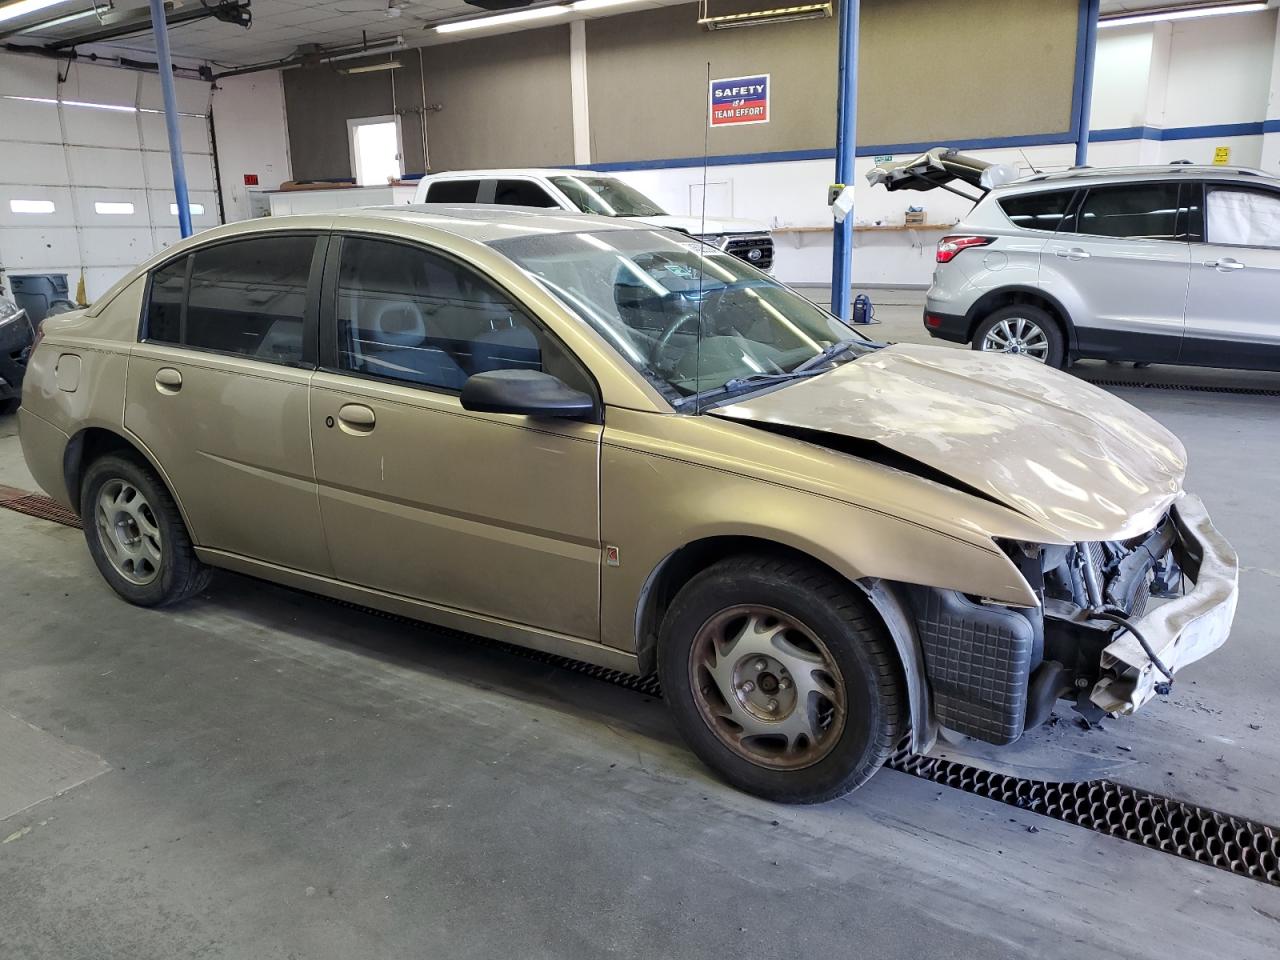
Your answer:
995;164;1277;193
417;169;600;180
322;203;643;242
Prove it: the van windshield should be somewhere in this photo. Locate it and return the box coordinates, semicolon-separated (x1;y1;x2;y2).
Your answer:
549;176;667;218
491;228;870;406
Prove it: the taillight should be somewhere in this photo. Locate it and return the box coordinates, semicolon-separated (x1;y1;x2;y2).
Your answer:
936;235;994;263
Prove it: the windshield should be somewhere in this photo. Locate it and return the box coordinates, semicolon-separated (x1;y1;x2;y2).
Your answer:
549;175;667;218
490;229;869;406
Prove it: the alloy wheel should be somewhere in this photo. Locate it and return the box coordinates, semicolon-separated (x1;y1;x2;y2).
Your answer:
980;315;1050;362
95;479;163;585
688;605;846;770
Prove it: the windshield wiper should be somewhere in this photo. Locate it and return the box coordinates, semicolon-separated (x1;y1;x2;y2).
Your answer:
721;368;829;392
791;337;866;374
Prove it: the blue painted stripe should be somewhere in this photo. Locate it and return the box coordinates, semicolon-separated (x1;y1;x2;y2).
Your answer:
576;121;1279;174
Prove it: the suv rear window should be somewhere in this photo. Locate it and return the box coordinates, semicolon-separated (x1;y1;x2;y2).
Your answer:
999;190;1075;231
424;180;480;203
1074;183;1183;240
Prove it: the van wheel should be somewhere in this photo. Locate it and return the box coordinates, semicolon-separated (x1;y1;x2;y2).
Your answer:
80;453;210;607
972;305;1066;368
658;555;905;803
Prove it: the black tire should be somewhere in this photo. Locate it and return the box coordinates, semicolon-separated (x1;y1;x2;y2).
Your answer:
971;304;1067;369
80;452;211;607
658;554;905;803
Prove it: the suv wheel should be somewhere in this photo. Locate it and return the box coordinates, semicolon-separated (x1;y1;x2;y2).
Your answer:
972;304;1066;368
658;555;905;803
81;453;211;607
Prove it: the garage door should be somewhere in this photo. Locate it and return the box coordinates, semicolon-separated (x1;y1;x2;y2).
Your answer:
0;53;220;303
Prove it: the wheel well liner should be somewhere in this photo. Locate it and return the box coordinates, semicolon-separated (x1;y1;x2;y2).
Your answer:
965;286;1076;352
63;428;169;516
635;536;934;751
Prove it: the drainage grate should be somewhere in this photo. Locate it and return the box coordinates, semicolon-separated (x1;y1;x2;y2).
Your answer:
0;488;82;528
7;487;1278;887
887;750;1280;886
1082;377;1280;398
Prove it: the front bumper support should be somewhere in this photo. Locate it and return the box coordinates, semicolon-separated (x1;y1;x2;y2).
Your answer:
1090;494;1238;714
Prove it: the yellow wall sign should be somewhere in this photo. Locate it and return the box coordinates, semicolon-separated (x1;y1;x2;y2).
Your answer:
1213;146;1231;165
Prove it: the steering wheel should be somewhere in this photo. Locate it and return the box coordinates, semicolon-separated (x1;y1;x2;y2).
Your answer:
648;286;738;366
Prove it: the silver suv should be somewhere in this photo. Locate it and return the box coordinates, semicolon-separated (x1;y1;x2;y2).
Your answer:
870;149;1280;371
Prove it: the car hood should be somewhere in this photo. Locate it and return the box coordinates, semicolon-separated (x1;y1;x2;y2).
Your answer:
625;213;769;236
711;344;1187;543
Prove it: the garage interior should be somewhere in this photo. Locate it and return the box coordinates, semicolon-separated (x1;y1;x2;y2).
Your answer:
2;0;1280;957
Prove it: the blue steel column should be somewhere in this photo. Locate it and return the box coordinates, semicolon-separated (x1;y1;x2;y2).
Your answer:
1075;0;1100;167
830;0;860;322
148;0;192;237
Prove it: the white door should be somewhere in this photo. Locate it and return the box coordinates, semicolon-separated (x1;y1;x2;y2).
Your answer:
1183;184;1280;369
1042;181;1190;362
0;54;220;303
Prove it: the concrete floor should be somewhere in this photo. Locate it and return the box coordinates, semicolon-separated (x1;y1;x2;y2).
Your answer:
2;294;1278;958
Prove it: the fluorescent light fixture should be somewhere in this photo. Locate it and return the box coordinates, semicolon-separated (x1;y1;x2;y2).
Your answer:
0;0;73;26
436;6;567;33
338;60;402;75
10;199;56;213
9;6;99;33
570;0;645;11
170;202;205;216
1100;2;1268;28
3;94;135;112
698;2;831;28
94;201;134;215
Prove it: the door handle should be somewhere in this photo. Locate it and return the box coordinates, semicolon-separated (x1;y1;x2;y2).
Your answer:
154;367;182;394
1205;257;1245;271
1054;247;1091;261
336;403;376;435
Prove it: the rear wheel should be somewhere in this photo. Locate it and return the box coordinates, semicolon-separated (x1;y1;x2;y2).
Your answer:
972;304;1066;368
80;453;210;606
658;555;905;803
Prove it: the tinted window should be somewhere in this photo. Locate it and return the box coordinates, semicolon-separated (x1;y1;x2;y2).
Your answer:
425;180;480;203
999;190;1075;232
178;236;315;365
1206;187;1280;247
1075;183;1183;240
146;257;187;343
494;179;559;208
335;236;586;393
548;175;666;217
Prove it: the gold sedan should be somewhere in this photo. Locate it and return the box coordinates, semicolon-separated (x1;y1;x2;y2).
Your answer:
18;207;1238;802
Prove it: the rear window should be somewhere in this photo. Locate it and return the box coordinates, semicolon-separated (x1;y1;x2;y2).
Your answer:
494;179;559;208
424;180;480;203
145;235;316;367
1074;183;1183;240
998;190;1075;232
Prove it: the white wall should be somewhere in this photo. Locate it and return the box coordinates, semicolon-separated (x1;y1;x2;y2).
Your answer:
1161;10;1275;127
1091;25;1154;130
211;72;293;222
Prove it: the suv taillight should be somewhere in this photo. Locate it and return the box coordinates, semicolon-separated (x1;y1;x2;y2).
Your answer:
936;235;994;263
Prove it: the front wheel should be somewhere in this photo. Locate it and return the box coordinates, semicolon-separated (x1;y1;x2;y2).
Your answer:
658;555;905;803
972;304;1066;368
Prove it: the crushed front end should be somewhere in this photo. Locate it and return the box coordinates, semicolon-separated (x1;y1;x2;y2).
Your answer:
906;494;1238;745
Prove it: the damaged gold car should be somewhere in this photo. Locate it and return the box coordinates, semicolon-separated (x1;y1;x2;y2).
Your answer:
18;207;1239;803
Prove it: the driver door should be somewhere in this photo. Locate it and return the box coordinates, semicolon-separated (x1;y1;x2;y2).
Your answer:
309;234;604;640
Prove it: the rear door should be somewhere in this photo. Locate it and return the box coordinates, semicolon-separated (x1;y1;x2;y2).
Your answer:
1041;181;1191;362
125;232;331;573
1183;182;1280;369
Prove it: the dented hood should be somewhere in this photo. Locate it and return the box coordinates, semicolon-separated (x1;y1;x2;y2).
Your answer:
711;344;1188;542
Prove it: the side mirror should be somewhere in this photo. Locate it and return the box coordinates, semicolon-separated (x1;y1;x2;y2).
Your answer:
460;369;596;420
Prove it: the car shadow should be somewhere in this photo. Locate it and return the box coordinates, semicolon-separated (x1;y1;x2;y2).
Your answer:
176;569;682;749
